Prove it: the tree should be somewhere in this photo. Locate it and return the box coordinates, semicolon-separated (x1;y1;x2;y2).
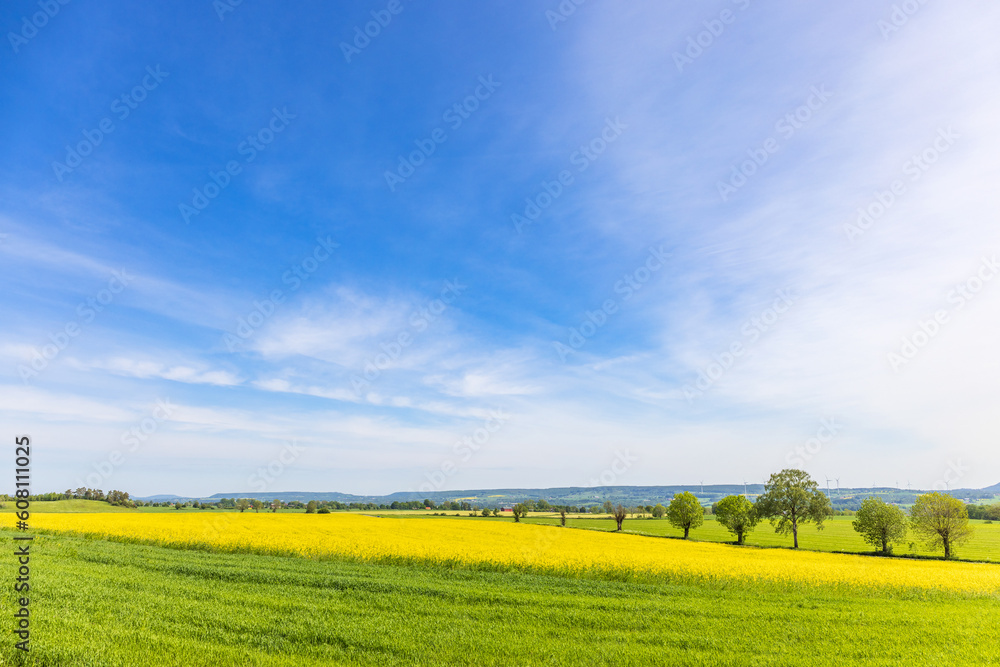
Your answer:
852;497;907;554
536;499;551;511
236;498;250;513
910;492;973;559
603;500;614;514
305;500;317;514
481;508;491;517
271;499;281;513
651;503;666;518
512;503;527;522
714;494;759;545
107;490;132;507
754;469;832;548
613;504;627;531
560;508;567;527
251;499;264;513
666;492;704;538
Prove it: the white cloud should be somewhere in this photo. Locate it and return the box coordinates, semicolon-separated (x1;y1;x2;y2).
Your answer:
70;357;242;386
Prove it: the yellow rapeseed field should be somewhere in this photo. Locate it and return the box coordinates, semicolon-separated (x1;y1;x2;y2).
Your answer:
32;513;1000;594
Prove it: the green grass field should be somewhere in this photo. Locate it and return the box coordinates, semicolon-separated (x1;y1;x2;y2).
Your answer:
2;530;999;666
516;515;1000;562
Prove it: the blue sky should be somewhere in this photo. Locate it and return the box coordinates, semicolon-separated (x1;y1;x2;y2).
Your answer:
1;0;998;497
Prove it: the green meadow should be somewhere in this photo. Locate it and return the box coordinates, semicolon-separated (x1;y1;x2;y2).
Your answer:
2;530;999;667
518;515;1000;562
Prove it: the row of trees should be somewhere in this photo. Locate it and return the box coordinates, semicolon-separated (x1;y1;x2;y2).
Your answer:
508;470;974;560
853;492;973;558
691;471;976;558
27;488;139;507
966;503;1000;522
707;470;974;558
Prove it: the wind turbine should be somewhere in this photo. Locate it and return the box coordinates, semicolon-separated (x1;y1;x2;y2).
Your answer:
700;480;704;494
742;480;748;497
825;477;832;493
835;478;840;491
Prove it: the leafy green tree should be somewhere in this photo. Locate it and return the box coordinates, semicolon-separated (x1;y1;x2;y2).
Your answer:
560;508;567;527
481;508;491;517
666;492;704;538
713;495;759;545
491;508;499;517
754;469;831;548
603;500;614;514
536;499;551;511
236;498;250;513
910;492;973;559
305;500;317;514
651;503;666;518
251;499;264;513
512;504;527;522
852;497;907;554
613;504;627;531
